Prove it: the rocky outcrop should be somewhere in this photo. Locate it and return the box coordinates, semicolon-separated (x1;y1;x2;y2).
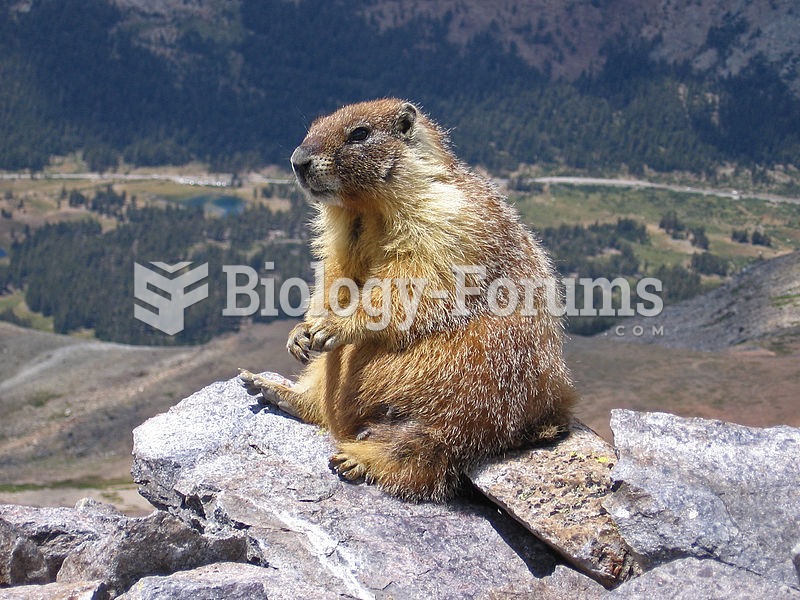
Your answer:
604;409;800;590
2;375;799;598
0;518;49;586
0;499;124;586
56;510;247;597
0;498;248;598
131;375;560;598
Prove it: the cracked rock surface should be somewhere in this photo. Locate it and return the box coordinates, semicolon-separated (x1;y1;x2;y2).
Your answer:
607;557;800;599
131;374;560;598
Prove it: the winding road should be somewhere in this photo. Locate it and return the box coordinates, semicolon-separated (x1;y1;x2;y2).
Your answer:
529;176;800;205
1;170;798;205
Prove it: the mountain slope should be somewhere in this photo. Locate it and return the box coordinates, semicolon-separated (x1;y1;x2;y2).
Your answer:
0;319;300;489
361;0;800;91
1;0;799;172
612;251;800;352
104;0;800;92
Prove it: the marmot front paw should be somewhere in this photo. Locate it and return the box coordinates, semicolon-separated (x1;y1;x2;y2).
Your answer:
238;368;265;396
287;319;342;363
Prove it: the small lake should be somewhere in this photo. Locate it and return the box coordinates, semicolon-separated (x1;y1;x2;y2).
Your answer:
186;195;244;216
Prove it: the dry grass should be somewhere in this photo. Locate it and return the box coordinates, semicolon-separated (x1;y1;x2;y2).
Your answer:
0;320;301;513
568;335;800;441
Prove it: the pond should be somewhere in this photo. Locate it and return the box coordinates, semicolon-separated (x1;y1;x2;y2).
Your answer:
186;195;245;216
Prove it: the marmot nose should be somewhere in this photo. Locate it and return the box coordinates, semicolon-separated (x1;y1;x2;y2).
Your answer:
290;146;312;180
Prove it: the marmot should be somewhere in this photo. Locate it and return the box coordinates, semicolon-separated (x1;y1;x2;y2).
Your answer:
240;98;575;502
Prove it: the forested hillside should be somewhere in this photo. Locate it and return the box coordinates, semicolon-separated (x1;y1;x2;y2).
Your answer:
3;190;314;345
3;0;800;345
2;181;724;343
1;0;799;173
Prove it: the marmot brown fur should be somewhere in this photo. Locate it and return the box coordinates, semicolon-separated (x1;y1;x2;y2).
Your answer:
240;98;575;502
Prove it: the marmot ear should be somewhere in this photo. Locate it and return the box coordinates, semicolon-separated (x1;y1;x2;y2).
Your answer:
395;102;417;137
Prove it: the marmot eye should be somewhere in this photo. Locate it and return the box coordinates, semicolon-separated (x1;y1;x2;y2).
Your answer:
347;126;371;143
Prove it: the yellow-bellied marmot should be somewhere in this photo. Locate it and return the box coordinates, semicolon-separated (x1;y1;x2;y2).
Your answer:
240;98;575;502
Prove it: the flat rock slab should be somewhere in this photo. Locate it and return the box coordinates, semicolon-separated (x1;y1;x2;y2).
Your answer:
132;373;561;599
470;420;640;587
604;409;800;590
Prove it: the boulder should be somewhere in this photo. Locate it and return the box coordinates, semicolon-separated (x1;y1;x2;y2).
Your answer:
0;498;247;597
603;409;800;590
470;420;641;586
0;498;124;584
606;557;800;599
132;374;561;598
57;510;248;597
0;518;49;586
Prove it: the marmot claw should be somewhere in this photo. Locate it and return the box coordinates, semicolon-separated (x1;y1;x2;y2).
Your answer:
287;322;312;363
329;452;370;483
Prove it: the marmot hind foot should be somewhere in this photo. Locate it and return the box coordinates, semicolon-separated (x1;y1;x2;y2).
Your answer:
238;369;300;418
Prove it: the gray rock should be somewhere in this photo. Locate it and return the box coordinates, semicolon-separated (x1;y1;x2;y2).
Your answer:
0;499;124;584
132;374;561;599
0;580;108;600
57;510;248;598
471;420;641;587
119;561;331;600
0;518;49;586
604;409;800;589
794;541;800;585
525;565;606;600
606;557;800;599
0;498;247;597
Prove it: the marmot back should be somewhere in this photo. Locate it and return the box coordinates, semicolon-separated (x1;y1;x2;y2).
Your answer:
241;98;576;502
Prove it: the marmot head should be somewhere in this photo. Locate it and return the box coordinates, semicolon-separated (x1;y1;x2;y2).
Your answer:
290;98;453;209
